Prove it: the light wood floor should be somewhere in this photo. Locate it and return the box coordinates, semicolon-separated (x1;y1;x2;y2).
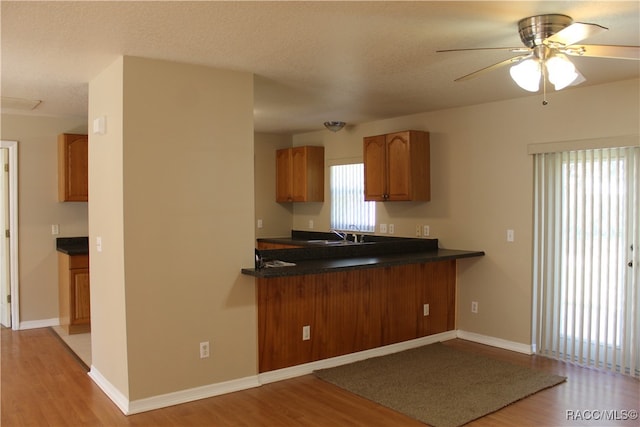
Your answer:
2;327;638;426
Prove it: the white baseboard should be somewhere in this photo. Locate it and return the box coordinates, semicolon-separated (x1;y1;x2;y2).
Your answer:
258;330;458;385
456;330;533;355
89;365;261;416
88;366;131;414
19;318;59;330
127;376;261;415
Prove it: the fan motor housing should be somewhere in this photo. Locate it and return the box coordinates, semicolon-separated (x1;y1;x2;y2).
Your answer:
518;14;573;47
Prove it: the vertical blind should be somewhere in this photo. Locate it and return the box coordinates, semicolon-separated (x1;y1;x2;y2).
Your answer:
533;146;639;378
330;164;375;232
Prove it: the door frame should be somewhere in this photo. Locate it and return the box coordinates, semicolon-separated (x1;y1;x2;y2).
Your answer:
1;140;19;330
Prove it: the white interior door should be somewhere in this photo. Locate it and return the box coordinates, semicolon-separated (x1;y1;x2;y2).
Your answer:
0;148;10;327
1;140;18;329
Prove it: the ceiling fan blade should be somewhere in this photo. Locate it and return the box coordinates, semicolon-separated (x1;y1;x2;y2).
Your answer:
544;22;608;47
562;44;640;60
437;47;531;54
454;54;530;82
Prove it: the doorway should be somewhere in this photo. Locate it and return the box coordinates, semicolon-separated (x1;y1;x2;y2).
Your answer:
1;141;19;330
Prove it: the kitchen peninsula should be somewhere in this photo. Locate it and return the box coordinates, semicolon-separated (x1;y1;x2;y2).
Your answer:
242;231;484;372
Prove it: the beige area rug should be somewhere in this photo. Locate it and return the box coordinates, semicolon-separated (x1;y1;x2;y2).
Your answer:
50;326;91;370
314;342;566;427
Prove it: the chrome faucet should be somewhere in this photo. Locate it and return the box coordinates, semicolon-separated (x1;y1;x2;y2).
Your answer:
349;225;363;243
331;229;347;241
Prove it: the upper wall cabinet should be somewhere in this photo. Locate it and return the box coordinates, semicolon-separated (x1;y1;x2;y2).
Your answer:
363;130;430;202
276;146;324;202
58;133;88;202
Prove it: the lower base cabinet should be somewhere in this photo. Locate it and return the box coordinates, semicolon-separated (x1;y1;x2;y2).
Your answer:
58;253;91;334
257;260;455;372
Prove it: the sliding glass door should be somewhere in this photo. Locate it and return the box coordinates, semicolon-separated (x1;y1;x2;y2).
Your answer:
533;146;639;378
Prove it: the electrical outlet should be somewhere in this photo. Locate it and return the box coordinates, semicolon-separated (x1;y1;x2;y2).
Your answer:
423;303;429;316
199;341;210;358
379;223;387;234
257;219;263;229
388;224;395;234
471;301;478;314
309;220;314;229
302;325;311;341
51;224;59;235
423;225;430;237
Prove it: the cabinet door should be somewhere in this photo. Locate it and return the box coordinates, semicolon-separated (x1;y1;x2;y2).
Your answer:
385;132;412;201
71;268;91;325
275;148;293;202
58;134;88;202
276;146;324;202
363;135;387;201
290;147;308;201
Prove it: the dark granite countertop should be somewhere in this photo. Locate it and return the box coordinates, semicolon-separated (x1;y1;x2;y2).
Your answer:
56;237;89;255
242;249;484;278
243;230;484;278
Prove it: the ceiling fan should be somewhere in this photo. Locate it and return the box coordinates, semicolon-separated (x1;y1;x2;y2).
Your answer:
438;14;640;104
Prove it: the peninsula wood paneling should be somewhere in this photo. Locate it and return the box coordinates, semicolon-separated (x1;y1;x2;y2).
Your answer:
257;260;456;372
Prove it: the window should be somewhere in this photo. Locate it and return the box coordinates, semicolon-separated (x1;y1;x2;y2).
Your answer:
330;164;375;232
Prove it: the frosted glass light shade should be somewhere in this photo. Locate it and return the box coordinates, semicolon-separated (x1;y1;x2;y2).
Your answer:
324;121;346;132
510;59;541;92
545;55;580;90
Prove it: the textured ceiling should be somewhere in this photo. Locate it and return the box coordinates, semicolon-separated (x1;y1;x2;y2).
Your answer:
2;1;639;134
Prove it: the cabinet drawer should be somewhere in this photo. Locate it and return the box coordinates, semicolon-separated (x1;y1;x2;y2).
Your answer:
68;254;89;269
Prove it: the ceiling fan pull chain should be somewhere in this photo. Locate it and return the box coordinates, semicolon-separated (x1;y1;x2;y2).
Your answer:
542;65;549;105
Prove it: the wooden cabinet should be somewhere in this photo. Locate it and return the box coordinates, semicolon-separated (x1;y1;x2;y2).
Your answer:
276;146;324;202
58;253;91;334
363;130;430;201
257;241;304;250
58;133;88;202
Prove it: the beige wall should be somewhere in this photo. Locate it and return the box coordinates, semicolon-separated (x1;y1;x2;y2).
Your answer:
287;78;640;346
89;56;256;401
88;56;130;397
254;132;293;238
1;114;88;324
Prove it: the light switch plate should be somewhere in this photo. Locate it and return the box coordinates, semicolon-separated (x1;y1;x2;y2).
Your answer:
507;229;515;242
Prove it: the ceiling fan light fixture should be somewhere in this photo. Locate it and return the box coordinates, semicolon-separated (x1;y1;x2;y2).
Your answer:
510;58;541;92
324;121;346;132
545;54;581;90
